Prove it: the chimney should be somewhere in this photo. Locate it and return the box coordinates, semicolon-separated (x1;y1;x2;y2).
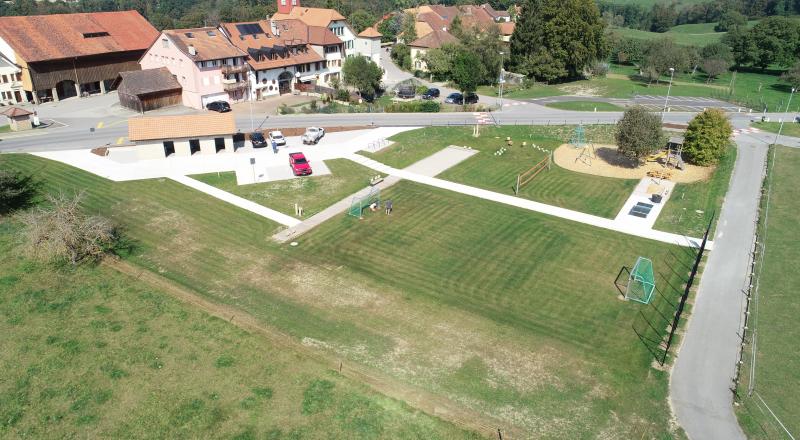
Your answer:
188;45;197;56
277;0;299;14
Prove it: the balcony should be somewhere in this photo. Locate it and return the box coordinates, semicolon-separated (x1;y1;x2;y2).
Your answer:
221;64;248;74
223;80;248;91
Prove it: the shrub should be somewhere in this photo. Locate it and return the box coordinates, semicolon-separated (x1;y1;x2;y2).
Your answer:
278;103;294;115
336;89;350;102
0;170;37;215
682;109;732;166
615;106;665;164
385;100;440;113
416;85;428;95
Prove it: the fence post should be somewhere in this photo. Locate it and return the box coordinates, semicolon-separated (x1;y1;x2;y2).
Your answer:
515;175;520;195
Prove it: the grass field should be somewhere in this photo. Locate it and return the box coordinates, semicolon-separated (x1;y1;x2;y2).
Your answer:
545;101;625;111
0;153;696;437
610;24;725;47
365;126;636;218
752;120;800;138
736;146;800;439
0;220;474;439
654;145;737;236
476;83;566;99
192;159;379;219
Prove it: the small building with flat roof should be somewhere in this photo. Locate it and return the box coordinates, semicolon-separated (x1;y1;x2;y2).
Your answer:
129;113;238;159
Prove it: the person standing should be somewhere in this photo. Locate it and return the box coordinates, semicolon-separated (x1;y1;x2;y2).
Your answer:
385;199;393;215
271;139;278;154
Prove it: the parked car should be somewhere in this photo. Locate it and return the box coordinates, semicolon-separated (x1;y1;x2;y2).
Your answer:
421;88;440;99
444;92;478;105
289;152;312;176
302;127;325;145
269;130;286;146
250;132;267;148
397;85;415;99
464;93;479;104
206;101;231;112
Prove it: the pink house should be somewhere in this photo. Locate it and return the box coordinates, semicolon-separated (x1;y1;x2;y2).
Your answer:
140;27;249;110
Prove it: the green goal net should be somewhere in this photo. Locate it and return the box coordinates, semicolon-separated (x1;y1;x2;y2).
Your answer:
626;257;655;304
348;187;381;218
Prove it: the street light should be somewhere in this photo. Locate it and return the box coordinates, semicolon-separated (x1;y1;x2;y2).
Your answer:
662;67;675;120
775;87;796;145
498;51;505;111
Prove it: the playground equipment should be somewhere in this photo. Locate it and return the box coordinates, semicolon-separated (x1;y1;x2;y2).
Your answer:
626;257;656;304
570;125;596;166
646;136;685;170
348;186;381;219
514;153;552;194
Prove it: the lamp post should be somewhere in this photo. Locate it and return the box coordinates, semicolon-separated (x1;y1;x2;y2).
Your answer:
662;67;675;120
498;51;505;111
774;87;796;145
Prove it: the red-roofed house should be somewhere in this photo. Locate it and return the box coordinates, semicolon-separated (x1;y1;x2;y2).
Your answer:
271;0;357;58
408;30;459;72
0;11;159;103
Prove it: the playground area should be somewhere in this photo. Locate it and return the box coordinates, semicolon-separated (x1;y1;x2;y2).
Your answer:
553;143;713;183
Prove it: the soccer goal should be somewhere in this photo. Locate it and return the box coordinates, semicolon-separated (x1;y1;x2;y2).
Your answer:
347;186;381;218
626;257;655;304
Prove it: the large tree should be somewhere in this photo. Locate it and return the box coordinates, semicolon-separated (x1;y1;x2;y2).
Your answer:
449;48;485;96
714;10;746;32
728;17;800;69
510;0;607;82
615;107;665;163
682;109;732;166
0;170;37;215
640;37;691;84
348;9;376;34
342;56;383;98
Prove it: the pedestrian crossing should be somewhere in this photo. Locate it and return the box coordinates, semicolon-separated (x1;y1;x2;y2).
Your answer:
473;112;493;125
502;101;529;107
732;127;761;138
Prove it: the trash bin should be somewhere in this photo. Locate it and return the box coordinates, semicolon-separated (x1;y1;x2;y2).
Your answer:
651;194;663;203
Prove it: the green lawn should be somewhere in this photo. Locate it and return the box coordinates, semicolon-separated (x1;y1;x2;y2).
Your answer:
610;25;725;47
192;159;380;219
476;83;566;99
736;146;800;439
1;153;695;437
545;101;625;111
366;126;636;218
0;124;11;133
654;145;737;236
752;120;800;138
0;220;474;439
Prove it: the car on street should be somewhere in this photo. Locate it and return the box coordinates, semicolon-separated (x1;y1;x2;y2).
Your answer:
206;101;231;112
269;130;286;146
444;92;478;104
302;127;326;144
250;132;267;148
421;88;440;99
289;152;312;176
397;85;415;99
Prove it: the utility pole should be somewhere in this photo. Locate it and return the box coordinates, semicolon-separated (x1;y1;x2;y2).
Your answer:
774;87;796;145
661;67;675;121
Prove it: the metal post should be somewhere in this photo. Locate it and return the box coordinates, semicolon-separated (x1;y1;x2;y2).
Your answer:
662;67;675;121
774;87;796;145
498;51;504;111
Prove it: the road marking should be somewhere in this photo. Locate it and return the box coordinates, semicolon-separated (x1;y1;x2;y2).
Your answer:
96;121;104;129
105;119;127;128
116;137;125;145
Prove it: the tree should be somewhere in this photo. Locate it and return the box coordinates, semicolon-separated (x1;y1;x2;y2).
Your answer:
780;61;800;89
449;48;485;96
714;10;746;32
729;17;800;69
615;107;665;163
377;14;402;43
700;42;734;64
682;109;732;166
420;43;459;80
510;0;607;82
701;58;730;83
0;170;37;215
348;9;376;34
649;2;677;33
391;43;412;70
401;12;417;43
610;35;645;65
449;15;464;39
641;37;691;83
19;192;119;265
458;24;504;85
342;56;383;98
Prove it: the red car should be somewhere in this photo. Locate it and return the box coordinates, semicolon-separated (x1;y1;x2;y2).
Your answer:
289;152;312;176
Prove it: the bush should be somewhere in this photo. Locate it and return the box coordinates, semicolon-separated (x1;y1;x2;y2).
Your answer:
385;100;440;113
336;89;350;102
0;170;37;215
278;103;294;115
416;85;428;95
683;109;732;166
615;106;665;164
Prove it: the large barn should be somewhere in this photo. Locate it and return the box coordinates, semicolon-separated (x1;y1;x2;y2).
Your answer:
0;11;159;104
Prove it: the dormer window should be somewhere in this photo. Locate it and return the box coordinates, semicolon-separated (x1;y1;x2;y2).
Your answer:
185;32;194;38
206;31;216;36
82;31;109;38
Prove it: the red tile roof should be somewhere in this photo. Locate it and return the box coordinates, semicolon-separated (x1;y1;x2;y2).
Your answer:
498;22;515;36
1;107;32;117
129;113;236;142
408;30;459;49
0;11;158;63
358;27;382;38
271;7;346;27
220;21;324;71
273;19;342;46
163;27;246;61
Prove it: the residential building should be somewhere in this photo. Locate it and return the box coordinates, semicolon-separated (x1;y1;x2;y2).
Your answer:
399;4;507;44
129;113;237;159
140;27;249;110
117;67;183;113
220;20;335;99
0;11;158;103
408;30;458;72
355;27;382;65
480;3;512;22
0;55;23;104
499;22;515;42
271;0;357;57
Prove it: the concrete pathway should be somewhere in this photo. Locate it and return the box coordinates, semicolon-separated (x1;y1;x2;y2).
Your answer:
345;153;710;249
273;146;478;242
613;177;675;231
670;133;769;440
170;175;301;227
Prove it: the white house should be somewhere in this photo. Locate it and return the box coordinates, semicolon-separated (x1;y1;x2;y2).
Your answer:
272;0;357;58
129;113;238;160
355;27;382;65
0;54;24;105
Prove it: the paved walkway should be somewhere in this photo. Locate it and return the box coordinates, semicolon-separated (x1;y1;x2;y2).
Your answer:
613;177;676;230
345;153;710;249
170;175;301;227
273;146;478;242
670;132;770;440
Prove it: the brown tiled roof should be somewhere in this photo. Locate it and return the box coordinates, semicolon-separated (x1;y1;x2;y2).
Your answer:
0;11;158;63
458;5;495;30
118;67;182;96
498;22;515;35
271;7;346;27
418;12;448;32
274;19;342;45
1;107;32;117
220;21;323;71
358;27;382;38
399;21;433;40
163;27;246;61
408;30;458;49
129;113;236;142
481;3;510;19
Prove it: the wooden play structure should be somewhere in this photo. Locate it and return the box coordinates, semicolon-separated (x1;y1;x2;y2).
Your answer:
646;136;685;170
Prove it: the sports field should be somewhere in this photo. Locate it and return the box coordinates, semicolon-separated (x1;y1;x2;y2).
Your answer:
0;220;474;439
736;146;800;439
1;151;698;437
366;126;638;218
192;159;379;218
